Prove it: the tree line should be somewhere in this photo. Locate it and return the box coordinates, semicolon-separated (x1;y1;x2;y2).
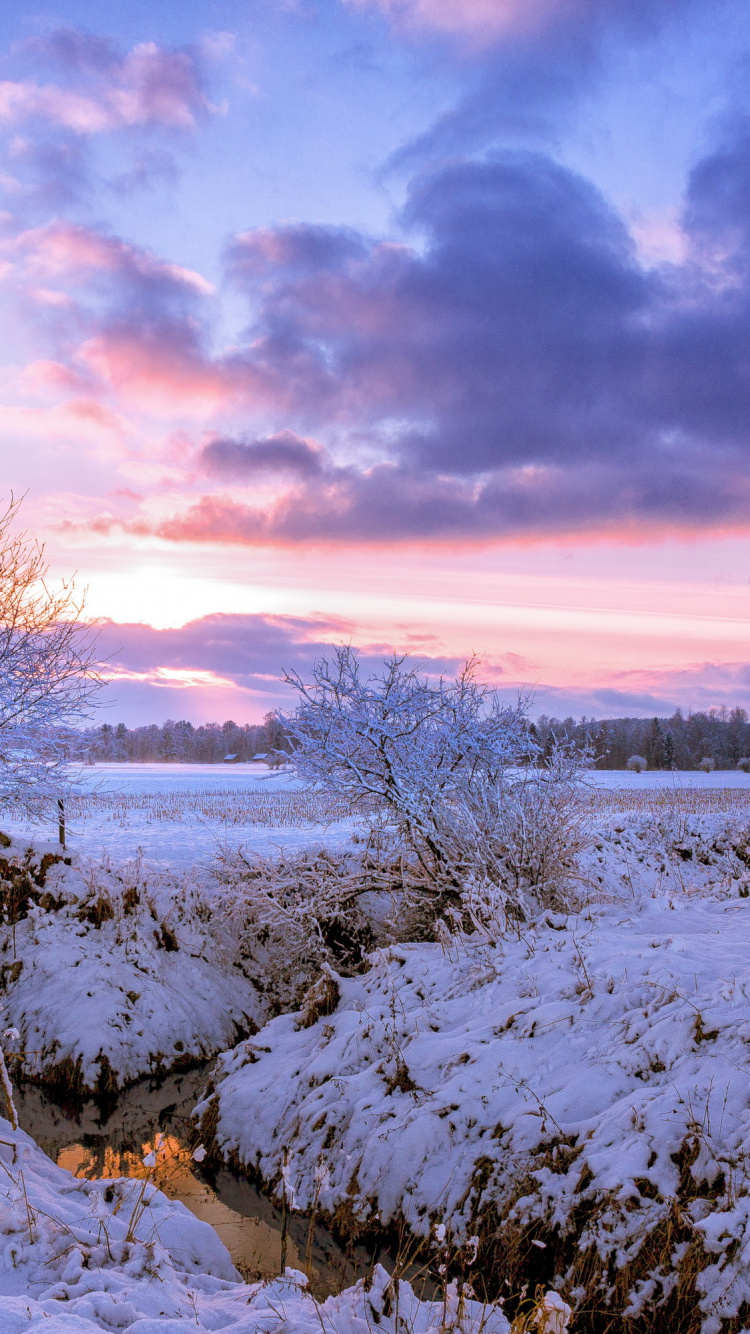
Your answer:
534;706;750;770
84;705;750;769
85;714;290;764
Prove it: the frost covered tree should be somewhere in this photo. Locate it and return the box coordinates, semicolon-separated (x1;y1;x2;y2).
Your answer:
0;498;101;814
626;754;647;773
283;648;589;929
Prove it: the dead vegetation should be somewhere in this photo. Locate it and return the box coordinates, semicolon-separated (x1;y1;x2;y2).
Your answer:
1;786;359;829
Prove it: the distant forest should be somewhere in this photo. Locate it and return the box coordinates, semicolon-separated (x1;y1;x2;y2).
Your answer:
534;707;750;770
85;706;750;769
86;714;290;764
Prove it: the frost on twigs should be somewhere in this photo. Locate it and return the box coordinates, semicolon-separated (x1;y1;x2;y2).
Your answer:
0;496;102;819
211;844;380;1009
283;647;591;934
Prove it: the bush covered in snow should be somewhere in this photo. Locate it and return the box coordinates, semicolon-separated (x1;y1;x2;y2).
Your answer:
210;843;395;1006
283;649;590;931
626;755;647;773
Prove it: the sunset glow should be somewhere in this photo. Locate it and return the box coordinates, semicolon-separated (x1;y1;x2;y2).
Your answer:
2;0;750;723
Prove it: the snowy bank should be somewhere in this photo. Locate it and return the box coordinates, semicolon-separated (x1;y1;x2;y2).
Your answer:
0;837;264;1096
196;814;750;1332
0;1116;514;1334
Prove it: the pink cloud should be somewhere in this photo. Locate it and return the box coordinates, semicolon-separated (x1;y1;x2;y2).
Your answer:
345;0;587;44
78;330;238;417
7;221;213;293
0;41;212;135
19;359;95;394
0;396;130;445
0;82;111;133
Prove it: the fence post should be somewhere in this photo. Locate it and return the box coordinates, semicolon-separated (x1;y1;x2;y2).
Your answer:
57;798;65;850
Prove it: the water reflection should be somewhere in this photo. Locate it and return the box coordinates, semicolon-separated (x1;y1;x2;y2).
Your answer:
14;1069;376;1296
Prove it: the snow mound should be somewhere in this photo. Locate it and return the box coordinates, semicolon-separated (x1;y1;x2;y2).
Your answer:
0;838;263;1095
0;1116;510;1334
196;816;750;1330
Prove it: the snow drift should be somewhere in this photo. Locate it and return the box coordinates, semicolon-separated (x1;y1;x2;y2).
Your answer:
196;815;750;1331
0;837;264;1095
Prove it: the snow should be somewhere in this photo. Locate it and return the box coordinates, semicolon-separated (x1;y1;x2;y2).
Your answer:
586;769;750;790
2;764;748;871
5;762;750;1322
77;763;305;793
0;837;264;1093
0;765;363;870
0;1117;511;1334
195;813;750;1330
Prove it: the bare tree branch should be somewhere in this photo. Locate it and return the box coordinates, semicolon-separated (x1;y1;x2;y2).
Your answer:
0;496;102;815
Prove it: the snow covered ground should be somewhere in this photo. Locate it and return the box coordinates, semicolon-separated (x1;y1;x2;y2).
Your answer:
4;766;750;1325
76;763;304;794
586;768;750;790
2;764;749;870
0;1117;515;1334
0;836;265;1093
195;813;750;1331
0;765;363;869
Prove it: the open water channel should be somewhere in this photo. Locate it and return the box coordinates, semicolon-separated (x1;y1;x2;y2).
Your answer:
15;1066;382;1296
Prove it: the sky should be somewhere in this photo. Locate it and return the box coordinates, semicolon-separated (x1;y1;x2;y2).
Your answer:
4;0;750;724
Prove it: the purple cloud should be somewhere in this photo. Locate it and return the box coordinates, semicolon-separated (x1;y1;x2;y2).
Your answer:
0;34;211;134
200;432;325;480
128;136;747;543
95;613;346;684
375;0;702;169
92;613;465;722
0;29;215;214
15;102;750;546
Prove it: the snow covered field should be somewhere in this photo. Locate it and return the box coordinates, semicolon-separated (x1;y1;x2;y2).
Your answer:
2;763;749;870
587;768;750;790
0;764;364;868
194;813;750;1331
5;765;750;1327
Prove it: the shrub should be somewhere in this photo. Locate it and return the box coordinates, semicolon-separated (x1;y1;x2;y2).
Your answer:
439;748;594;936
626;755;647;773
210;845;387;1009
283;648;590;931
699;756;716;772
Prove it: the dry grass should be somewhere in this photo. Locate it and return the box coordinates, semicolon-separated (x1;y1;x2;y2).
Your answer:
580;786;750;818
8;781;747;834
4;788;356;828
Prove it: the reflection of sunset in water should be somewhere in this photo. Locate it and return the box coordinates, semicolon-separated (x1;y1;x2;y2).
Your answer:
57;1134;304;1279
15;1071;376;1297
